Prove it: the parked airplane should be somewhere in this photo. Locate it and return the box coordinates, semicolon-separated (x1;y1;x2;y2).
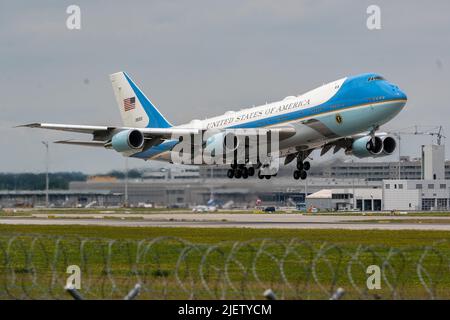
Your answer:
21;72;407;180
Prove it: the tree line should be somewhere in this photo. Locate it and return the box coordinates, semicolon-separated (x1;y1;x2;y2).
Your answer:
0;169;143;190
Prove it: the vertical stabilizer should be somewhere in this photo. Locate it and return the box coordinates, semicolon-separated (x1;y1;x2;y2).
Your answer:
110;72;172;128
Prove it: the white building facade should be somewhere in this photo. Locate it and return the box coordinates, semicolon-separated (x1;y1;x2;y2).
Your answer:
382;179;450;211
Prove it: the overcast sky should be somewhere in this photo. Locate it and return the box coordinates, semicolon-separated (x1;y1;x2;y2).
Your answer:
1;1;449;173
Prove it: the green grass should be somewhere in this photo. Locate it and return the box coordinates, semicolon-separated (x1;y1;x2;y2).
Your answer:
0;224;449;246
0;225;448;300
0;210;32;217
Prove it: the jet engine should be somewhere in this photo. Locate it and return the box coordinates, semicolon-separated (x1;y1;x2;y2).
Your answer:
349;135;396;158
111;129;145;153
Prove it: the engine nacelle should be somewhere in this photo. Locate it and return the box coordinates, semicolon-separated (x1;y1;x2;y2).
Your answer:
204;132;239;156
381;136;396;155
350;135;383;158
349;135;397;158
111;129;144;153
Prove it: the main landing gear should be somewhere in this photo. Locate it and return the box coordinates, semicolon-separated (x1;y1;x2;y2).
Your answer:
227;164;255;179
293;160;310;180
227;163;276;179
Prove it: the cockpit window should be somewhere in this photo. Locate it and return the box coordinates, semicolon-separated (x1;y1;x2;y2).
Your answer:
368;76;385;81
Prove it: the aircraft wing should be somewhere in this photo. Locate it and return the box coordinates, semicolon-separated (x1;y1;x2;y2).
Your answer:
283;134;354;165
18;123;200;139
19;123;297;154
263;126;297;140
318;132;390;156
19;123;295;139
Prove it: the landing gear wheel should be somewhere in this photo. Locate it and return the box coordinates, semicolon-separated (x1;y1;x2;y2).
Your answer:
227;169;234;179
300;170;307;180
296;161;304;171
303;161;310;171
258;171;264;179
248;167;255;176
234;170;242;179
293;170;300;180
265;175;271;180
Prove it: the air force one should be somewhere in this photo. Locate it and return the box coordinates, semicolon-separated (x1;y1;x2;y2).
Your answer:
21;72;407;180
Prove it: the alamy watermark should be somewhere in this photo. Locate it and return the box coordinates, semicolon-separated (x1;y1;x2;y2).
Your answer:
66;265;81;289
366;265;381;290
66;5;81;30
170;129;280;173
366;5;381;30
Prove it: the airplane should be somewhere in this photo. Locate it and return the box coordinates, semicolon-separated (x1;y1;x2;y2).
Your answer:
21;71;407;180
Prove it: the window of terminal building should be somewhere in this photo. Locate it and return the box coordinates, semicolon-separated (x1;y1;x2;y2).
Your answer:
398;184;403;189
437;198;448;209
332;194;352;199
356;199;363;210
422;198;435;211
428;184;434;189
440;184;446;189
416;184;422;189
385;184;390;189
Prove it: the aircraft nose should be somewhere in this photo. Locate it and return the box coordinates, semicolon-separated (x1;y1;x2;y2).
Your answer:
388;83;407;101
398;88;407;101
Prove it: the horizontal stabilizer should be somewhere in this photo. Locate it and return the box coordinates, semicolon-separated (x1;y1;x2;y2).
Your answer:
17;123;111;134
54;140;105;147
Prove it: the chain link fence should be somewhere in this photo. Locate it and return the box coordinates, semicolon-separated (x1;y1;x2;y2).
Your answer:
0;234;448;299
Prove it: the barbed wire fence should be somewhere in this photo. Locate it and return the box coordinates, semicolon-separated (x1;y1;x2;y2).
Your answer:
0;234;448;300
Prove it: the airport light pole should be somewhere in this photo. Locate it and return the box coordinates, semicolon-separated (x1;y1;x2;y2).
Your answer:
397;134;401;180
124;158;129;207
42;141;49;207
387;131;405;179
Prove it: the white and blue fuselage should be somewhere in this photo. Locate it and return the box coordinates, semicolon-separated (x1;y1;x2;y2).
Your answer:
135;73;407;162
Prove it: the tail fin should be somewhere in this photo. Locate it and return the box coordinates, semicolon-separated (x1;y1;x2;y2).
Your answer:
110;72;172;128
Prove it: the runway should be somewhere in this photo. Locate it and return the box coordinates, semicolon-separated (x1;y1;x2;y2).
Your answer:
1;213;450;231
